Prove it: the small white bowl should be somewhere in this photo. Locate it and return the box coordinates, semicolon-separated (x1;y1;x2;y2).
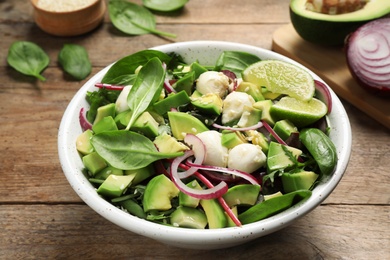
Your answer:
58;41;352;250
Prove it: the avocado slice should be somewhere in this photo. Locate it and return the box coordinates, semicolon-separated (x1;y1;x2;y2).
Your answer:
170;206;208;229
82;152;107;176
200;198;227;229
237;105;262;128
290;0;390;45
245;130;269;154
221;130;247;149
153;90;191;115
168;111;209;140
76;129;94;155
97;174;135;198
253;100;275;126
222;184;261;208
143;174;180;212
124;163;155;185
281;171;319;193
93;103;116;125
236;81;264;102
190;92;223;116
95;166;124;180
131;112;159;138
272;119;298;142
153;132;190;153
267;142;302;173
179;179;202;208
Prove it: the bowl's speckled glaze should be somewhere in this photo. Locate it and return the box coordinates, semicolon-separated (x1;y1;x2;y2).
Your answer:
58;41;352;250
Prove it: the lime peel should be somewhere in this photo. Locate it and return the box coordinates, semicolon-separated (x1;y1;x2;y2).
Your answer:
243;60;315;101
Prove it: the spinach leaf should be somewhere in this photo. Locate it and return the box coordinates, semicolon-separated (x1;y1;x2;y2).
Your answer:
91;130;183;170
86;88;121;123
101;50;171;84
125;57;165;130
7;41;50;81
142;0;188;12
214;51;261;78
58;44;91;80
108;0;176;38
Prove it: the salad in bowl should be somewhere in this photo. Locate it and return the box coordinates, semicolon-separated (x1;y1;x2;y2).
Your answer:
58;41;351;249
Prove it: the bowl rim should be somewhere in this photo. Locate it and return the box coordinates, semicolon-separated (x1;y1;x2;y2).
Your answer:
58;40;352;248
31;0;100;14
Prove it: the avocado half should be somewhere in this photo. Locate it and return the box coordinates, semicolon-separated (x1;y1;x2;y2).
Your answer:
290;0;390;46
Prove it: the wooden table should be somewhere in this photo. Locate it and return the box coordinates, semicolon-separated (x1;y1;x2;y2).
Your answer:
1;0;389;258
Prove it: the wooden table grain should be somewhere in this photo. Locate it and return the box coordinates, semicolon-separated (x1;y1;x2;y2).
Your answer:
1;0;389;259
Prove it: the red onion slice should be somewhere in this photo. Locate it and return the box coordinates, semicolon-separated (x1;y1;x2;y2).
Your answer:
164;79;176;93
79;107;92;131
345;18;390;94
314;80;332;114
185;161;260;186
95;83;125;90
262;120;287;145
170;151;228;200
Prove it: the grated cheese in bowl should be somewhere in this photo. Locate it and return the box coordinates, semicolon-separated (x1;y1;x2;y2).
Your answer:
37;0;97;12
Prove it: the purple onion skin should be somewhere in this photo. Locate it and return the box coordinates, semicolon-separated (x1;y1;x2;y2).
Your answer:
345;18;390;97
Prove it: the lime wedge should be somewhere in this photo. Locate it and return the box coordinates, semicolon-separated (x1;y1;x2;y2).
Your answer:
270;97;327;127
242;60;315;101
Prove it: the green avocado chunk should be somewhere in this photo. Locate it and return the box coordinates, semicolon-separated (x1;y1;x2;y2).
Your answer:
281;171;319;193
200;198;227;229
290;0;390;45
82;152;107;176
153;90;190;115
97;174;135;198
222;184;261;208
170;206;208;229
143;174;179;212
76;129;94;155
168;111;209;140
93;103;116;125
267;142;302;173
179;179;202;208
236;81;264;101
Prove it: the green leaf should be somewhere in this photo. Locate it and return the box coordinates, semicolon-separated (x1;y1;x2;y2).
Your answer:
58;44;91;80
125;57;165;130
142;0;188;12
7;41;49;81
108;0;176;38
91;131;183;170
214;51;261;78
101;49;171;84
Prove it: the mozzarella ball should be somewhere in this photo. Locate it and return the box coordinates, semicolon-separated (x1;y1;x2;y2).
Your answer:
228;143;266;173
222;91;255;125
196;130;228;167
196;71;230;98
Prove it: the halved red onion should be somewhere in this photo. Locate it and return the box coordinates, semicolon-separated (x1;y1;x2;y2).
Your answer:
262;120;287;145
212;121;263;131
345;18;390;95
94;83;125;90
79;107;92;131
170;151;228;200
185;161;260;185
314;80;332;114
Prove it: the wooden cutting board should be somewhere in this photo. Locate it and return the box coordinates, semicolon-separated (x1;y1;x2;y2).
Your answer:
272;23;390;130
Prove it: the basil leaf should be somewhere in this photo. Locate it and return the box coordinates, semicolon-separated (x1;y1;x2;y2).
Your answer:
108;0;176;38
58;44;91;80
214;51;261;77
7;41;49;81
125;57;165;130
142;0;188;12
91;130;183;170
101;49;171;84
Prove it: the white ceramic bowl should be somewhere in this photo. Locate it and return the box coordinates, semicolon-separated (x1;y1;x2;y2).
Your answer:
58;41;352;250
